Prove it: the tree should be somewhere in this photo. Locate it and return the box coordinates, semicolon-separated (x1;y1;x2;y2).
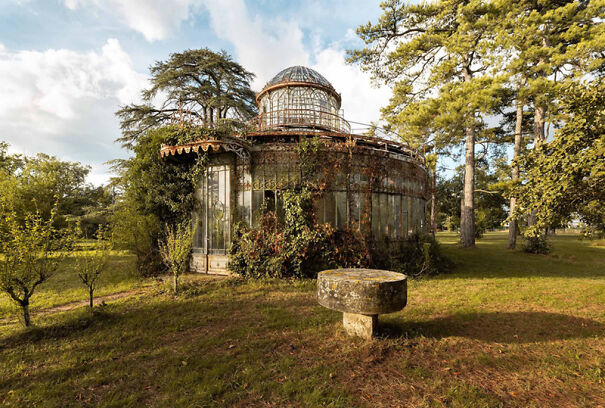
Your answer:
515;81;605;237
435;157;507;235
494;0;604;245
348;0;504;247
116;48;257;147
0;208;74;327
158;221;193;294
113;49;256;275
76;224;112;309
0;144;94;226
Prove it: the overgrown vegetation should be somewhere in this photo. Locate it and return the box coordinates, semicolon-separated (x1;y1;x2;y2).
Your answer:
388;233;454;278
230;190;369;279
110;125;219;276
230;137;451;279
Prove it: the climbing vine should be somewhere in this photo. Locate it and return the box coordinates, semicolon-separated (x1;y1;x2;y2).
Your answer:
229;136;451;279
112;124;227;275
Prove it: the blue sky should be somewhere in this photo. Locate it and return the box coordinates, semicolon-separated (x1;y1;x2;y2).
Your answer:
0;0;397;184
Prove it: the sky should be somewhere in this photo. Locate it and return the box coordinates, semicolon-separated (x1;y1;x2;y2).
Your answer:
0;0;394;185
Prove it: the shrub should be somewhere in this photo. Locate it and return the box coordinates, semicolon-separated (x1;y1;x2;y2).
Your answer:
229;188;369;279
158;221;193;294
76;223;112;309
523;234;551;254
0;207;75;326
391;233;454;278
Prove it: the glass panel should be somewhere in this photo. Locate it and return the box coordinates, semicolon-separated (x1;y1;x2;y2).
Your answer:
276;191;285;222
316;195;325;224
335;191;347;229
380;193;388;239
193;176;205;250
350;192;360;231
371;193;380;238
324;192;336;227
389;195;401;240
252;190;264;226
264;190;276;213
360;192;368;234
277;163;289;189
202;166;230;254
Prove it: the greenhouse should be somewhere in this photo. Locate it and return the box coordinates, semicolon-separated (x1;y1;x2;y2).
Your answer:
161;66;429;274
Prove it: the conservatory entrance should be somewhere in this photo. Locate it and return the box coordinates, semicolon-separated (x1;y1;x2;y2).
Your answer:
193;163;232;273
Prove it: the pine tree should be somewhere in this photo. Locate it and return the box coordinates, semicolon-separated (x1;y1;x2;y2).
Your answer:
494;0;604;245
348;0;504;247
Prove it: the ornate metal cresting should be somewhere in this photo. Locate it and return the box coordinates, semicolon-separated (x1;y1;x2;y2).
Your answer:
160;137;251;161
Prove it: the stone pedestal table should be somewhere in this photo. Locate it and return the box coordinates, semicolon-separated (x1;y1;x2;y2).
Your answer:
317;269;407;339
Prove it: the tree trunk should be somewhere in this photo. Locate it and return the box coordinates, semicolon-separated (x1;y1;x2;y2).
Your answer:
460;125;475;248
430;148;437;238
508;98;524;249
460;64;475;248
22;302;31;327
89;287;94;309
528;104;546;227
173;273;178;295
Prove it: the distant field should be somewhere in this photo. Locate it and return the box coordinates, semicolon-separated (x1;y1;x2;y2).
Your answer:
1;232;604;407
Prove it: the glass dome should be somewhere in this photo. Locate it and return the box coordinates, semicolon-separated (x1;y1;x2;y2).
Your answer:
264;66;335;90
253;66;348;133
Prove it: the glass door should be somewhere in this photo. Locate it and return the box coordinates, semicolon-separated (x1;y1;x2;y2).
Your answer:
194;165;231;255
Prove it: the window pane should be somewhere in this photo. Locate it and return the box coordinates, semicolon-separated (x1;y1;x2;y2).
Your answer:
324;192;336;227
350;192;360;231
371;193;380;238
335;191;347;229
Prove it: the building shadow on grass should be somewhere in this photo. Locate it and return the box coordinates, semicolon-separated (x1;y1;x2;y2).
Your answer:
379;311;605;344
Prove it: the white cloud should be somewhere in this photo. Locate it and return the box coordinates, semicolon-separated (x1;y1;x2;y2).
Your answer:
0;39;147;184
199;0;391;125
200;0;308;89
64;0;200;42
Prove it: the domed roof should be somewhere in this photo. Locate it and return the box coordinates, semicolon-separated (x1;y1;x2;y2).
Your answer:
263;66;335;90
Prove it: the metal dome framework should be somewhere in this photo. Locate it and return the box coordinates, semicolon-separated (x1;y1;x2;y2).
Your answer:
252;66;347;133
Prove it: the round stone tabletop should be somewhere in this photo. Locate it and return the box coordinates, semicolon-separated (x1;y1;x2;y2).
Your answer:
317;268;407;315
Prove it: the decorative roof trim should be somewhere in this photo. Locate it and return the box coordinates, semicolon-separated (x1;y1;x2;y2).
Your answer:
160;138;251;160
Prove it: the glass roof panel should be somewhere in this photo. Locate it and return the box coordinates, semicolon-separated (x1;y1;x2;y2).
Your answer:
264;66;335;90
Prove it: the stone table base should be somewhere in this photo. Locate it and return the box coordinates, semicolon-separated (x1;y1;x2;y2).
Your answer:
317;268;407;340
343;313;378;339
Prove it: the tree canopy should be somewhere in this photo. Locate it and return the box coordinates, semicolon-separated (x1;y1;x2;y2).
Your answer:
116;48;257;147
515;81;605;236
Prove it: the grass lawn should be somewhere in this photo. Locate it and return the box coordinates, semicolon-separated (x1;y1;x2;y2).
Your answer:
1;232;604;407
0;250;143;321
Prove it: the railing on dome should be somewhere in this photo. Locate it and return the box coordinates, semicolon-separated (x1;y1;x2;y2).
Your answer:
248;108;351;134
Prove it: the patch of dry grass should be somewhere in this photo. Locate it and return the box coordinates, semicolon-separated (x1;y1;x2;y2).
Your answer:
0;232;604;407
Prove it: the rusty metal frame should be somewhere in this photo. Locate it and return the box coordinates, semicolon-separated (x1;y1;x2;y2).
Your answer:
160;137;251;160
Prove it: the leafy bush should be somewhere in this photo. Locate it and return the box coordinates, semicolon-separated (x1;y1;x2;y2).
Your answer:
158;221;193;294
229;189;369;279
523;234;551;254
0;207;76;326
391;233;454;278
110;197;163;277
229;187;451;279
